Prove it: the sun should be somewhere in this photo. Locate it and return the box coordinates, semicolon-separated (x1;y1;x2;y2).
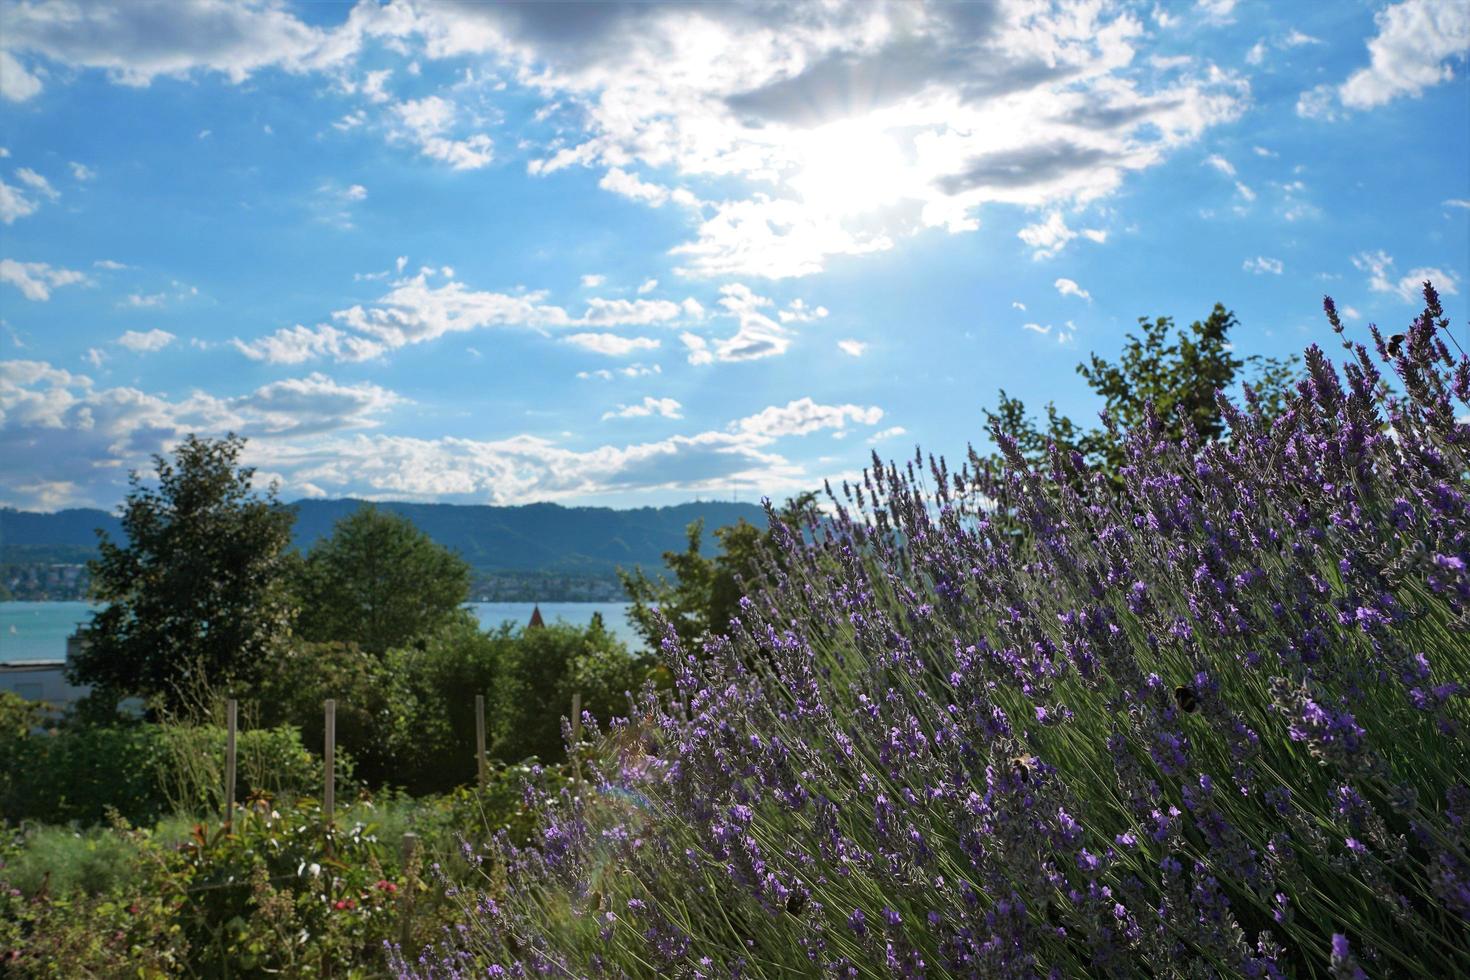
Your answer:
788;118;911;216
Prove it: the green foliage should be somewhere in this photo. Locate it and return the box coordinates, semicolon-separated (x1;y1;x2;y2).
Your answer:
390;618;500;793
0;767;568;977
255;639;417;791
986;303;1300;475
620;493;819;650
292;504;473;656
69;433;297;716
491;621;647;764
0;721;325;826
0;690;42;739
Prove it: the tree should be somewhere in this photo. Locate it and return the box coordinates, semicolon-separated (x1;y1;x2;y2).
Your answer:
70;434;296;715
620;493;819;650
292;504;472;656
985;303;1299;476
491;621;646;764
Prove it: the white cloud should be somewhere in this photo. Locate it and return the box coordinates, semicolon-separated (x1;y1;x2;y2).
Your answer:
837;338;867;357
83;347;107;368
867;425;906;443
777;298;829;323
360;68;392;104
0;360;406;507
732;397;882;440
581;273;606;288
1018;211;1107;260
1204;154;1236;177
1252;145;1276;157
0;259;87;300
1011;300;1026;311
116;328;176;353
1353;249;1461;302
123;292;167;308
1299;0;1469;119
1196;0;1238;22
0;0;388;89
392;95;494;170
70;162;96;181
1054;277;1092;301
15;168;59;200
234;270;695;364
563;332;661;356
602;396;683;420
0;50;43;101
690;282;793;362
1243;255;1284;275
680;332;713;365
0;176;41;223
402;2;1247;279
1022;322;1052;334
344;183;368;201
1340;0;1470;109
637;278;658;294
1283;30;1323;48
599;167;674;207
1444;198;1470;209
92;259;127;270
0;358;879;508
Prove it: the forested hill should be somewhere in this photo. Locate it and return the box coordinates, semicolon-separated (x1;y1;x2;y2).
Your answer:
0;499;766;576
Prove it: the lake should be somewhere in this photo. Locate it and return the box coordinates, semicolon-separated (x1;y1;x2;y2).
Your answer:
0;600;640;662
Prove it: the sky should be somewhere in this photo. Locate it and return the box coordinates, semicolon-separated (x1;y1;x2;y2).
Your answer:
0;0;1467;513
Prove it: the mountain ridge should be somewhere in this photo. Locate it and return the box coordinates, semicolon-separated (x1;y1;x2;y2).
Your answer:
0;499;768;577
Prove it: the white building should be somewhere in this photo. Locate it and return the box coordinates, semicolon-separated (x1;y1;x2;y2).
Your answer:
0;659;89;711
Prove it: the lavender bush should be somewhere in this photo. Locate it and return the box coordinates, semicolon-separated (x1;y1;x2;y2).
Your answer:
403;286;1469;978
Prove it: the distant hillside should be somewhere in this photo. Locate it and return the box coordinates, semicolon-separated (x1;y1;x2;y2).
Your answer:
1;499;767;579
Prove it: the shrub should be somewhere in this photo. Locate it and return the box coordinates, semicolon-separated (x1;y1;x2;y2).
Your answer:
407;287;1470;977
490;621;648;765
0;721;336;826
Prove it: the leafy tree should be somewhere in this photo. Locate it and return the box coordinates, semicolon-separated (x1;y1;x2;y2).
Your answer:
292;504;472;656
985;303;1299;475
69;434;296;716
620;493;819;650
491;621;647;764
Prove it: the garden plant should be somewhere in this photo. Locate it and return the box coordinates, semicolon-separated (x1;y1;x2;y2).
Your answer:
404;286;1469;978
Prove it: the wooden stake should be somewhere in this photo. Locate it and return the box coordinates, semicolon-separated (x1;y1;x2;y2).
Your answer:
399;831;419;950
224;698;237;821
474;693;487;789
323;698;336;825
571;691;582;787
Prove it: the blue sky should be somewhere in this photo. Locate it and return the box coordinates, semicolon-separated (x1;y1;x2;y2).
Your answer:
1;0;1466;512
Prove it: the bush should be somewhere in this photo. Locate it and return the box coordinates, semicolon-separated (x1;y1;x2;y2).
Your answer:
0;721;336;826
490;621;649;765
0;764;569;977
407;289;1470;977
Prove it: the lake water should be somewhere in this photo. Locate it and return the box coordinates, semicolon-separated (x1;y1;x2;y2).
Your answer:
0;600;640;662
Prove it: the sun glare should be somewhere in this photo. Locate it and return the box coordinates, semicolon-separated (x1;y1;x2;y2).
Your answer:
788;119;911;215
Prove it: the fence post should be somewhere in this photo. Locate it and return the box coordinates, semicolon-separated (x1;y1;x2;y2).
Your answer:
399;831;419;950
475;693;487;789
570;691;582;787
323;698;336;826
224;698;237;821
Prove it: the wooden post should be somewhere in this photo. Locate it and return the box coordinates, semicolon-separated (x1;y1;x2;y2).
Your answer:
570;691;582;787
474;694;487;789
323;698;336;825
399;831;419;950
224;698;237;821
